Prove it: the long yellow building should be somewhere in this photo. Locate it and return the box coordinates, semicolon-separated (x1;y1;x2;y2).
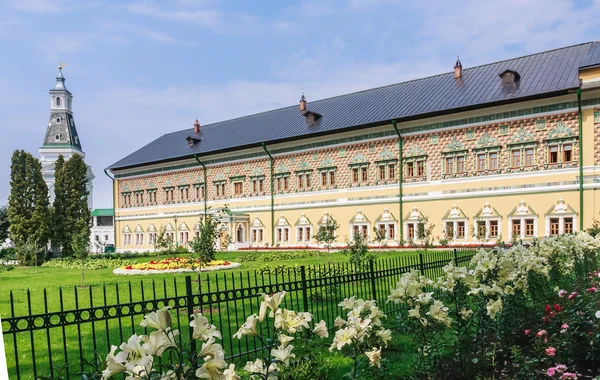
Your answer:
107;42;600;251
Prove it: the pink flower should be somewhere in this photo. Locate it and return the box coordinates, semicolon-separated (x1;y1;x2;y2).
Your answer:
558;289;567;298
586;287;597;293
547;367;557;377
524;329;531;336
560;373;577;379
555;365;567;372
568;292;578;300
545;347;557;357
561;323;569;329
536;330;547;337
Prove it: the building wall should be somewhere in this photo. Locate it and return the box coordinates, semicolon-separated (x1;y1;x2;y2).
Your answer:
111;90;600;251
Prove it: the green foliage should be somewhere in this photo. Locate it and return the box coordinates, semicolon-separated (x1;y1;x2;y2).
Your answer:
236;250;328;263
0;204;8;242
72;220;91;286
189;215;218;265
51;154;67;250
587;218;600;237
341;233;373;270
0;247;16;259
55;155;91;257
314;216;339;261
42;257;134;270
0;265;15;273
189;214;219;282
153;226;173;251
372;226;386;248
8;150;51;252
16;238;46;266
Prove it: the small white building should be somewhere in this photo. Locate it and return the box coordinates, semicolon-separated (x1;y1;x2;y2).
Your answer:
91;209;114;253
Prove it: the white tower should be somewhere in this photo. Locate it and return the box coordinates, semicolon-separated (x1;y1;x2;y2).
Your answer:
39;65;95;209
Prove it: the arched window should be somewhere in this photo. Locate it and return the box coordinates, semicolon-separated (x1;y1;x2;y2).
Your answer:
54;134;60;141
56;97;61;106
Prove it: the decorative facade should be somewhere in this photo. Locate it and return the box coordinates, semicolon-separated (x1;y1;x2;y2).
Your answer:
108;42;600;251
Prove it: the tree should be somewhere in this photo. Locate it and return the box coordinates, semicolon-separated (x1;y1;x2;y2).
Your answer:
372;226;386;250
341;233;373;271
58;155;91;257
51;155;67;250
0;205;8;242
72;220;90;286
189;215;218;283
153;226;173;251
314;216;339;263
8;150;51;262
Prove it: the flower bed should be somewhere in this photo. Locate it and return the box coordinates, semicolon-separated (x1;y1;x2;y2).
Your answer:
113;257;241;275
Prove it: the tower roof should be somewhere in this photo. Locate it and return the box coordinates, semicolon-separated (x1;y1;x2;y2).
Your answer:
51;66;70;93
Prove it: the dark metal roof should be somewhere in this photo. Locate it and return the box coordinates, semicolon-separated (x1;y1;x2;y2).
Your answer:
109;42;595;171
580;41;600;69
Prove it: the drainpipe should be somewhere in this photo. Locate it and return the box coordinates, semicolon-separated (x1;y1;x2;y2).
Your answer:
391;120;404;241
577;88;584;229
262;143;275;246
103;169;117;249
193;154;208;226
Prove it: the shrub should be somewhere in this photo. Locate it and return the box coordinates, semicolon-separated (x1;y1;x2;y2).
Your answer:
42;258;134;270
0;247;16;259
0;265;14;273
236;250;328;263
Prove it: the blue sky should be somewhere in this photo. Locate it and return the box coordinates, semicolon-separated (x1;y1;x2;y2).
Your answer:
1;0;600;208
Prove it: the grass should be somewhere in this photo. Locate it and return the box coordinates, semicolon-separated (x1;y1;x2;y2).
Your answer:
0;248;467;379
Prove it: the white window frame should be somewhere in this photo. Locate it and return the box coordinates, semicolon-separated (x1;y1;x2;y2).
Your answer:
474;218;502;241
251;227;264;243
545;214;577;236
375;222;397;240
276;227;290;243
507;216;538;241
350;223;370;240
296;226;312;243
442;218;469;242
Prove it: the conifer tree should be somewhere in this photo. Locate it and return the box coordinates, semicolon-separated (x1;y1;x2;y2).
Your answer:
8;150;50;264
51;155;67;249
60;154;90;257
0;205;8;242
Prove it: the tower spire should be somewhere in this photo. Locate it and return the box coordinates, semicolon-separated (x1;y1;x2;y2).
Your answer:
53;64;68;91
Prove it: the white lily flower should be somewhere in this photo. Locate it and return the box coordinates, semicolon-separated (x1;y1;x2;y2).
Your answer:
233;314;259;339
312;320;329;338
271;344;296;365
190;313;222;341
140;306;172;331
196;351;227;379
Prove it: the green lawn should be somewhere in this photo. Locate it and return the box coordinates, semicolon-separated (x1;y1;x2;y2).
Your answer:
0;248;464;379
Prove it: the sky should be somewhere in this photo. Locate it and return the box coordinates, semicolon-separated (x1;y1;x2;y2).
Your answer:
1;0;600;208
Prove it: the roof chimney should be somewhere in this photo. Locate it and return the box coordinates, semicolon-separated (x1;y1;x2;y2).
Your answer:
193;118;200;133
299;93;307;111
454;56;462;79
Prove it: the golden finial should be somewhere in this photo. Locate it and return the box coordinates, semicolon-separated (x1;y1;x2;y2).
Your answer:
58;62;68;70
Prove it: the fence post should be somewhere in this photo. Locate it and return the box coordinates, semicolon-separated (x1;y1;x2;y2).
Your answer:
453;248;458;266
369;260;378;301
185;276;197;355
419;252;425;275
300;266;309;313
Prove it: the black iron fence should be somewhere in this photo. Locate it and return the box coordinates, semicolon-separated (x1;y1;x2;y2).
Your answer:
2;248;476;379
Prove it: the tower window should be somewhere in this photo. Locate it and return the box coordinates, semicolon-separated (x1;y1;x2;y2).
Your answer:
56;97;61;106
54;134;60;141
56;117;61;123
